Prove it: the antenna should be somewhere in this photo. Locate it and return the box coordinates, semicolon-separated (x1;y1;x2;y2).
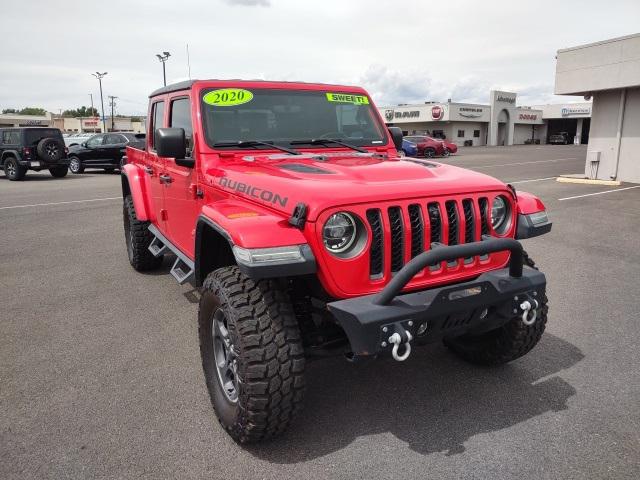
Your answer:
186;44;191;79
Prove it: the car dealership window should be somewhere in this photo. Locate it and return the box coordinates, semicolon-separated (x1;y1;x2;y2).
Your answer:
474;130;480;138
457;130;465;138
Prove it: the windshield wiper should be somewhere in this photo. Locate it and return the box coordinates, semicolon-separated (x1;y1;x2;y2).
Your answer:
290;138;368;153
212;140;300;155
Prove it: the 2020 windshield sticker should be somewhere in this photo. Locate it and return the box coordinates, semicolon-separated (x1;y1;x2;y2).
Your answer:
325;93;369;105
203;88;254;107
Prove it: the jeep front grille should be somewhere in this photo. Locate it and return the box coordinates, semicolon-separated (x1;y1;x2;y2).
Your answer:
365;197;492;279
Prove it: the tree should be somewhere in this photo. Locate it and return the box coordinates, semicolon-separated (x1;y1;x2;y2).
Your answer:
62;106;99;117
2;108;18;114
18;107;47;116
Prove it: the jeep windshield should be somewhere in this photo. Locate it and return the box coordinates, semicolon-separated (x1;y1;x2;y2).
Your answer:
201;88;387;151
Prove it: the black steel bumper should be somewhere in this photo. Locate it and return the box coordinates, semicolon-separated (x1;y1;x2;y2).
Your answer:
327;238;546;360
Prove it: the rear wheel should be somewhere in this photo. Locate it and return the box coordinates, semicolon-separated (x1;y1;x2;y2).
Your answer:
49;166;68;178
444;252;548;365
68;156;84;174
199;266;305;443
4;157;27;181
123;196;162;271
424;148;436;158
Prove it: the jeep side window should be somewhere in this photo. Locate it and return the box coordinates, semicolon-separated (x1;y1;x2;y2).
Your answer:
169;98;193;154
150;101;165;151
2;131;11;144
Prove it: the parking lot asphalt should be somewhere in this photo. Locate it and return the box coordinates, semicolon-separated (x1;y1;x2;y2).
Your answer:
2;145;639;479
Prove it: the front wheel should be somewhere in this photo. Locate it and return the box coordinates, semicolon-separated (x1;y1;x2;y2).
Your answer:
441;148;450;157
444;252;548;365
68;156;84;174
199;266;305;443
49;166;68;178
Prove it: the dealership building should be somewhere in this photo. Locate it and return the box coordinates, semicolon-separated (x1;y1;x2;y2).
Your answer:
555;33;640;183
378;92;592;147
0;112;144;133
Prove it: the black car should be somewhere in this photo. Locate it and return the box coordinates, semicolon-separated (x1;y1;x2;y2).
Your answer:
68;132;145;174
1;127;69;181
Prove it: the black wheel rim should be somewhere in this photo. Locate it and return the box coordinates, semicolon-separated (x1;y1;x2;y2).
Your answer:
46;144;58;158
212;308;238;403
426;150;434;158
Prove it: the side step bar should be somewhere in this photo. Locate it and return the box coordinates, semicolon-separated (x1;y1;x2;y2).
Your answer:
147;224;195;285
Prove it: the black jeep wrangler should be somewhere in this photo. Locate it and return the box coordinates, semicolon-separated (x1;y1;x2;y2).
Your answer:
1;127;69;181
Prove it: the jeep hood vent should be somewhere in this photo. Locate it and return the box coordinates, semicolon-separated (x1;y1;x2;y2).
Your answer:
278;163;335;174
402;159;439;169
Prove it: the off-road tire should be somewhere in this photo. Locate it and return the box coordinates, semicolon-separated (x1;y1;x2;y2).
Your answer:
4;157;27;181
444;252;548;365
36;137;64;162
123;196;162;271
198;266;305;443
49;166;68;178
69;156;84;174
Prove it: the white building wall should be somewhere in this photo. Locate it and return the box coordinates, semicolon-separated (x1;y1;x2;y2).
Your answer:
617;87;640;183
584;89;623;180
450;122;485;146
513;124;535;144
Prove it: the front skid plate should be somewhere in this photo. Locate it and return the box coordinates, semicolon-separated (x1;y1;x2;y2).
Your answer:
327;267;546;358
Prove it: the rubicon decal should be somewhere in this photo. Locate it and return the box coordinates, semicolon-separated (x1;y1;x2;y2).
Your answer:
219;177;288;207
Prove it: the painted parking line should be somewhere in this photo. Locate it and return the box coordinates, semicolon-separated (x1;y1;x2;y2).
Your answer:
509;177;557;184
0;197;121;210
474;158;580;168
558;185;640;201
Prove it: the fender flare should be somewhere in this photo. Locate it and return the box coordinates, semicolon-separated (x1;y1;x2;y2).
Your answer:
121;163;150;221
194;200;312;285
2;150;22;164
516;191;546;215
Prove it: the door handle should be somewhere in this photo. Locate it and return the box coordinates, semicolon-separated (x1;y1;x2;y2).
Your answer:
143;166;153;174
159;174;173;184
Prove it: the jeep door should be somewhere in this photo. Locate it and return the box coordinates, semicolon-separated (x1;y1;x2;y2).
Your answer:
144;99;168;231
162;95;200;257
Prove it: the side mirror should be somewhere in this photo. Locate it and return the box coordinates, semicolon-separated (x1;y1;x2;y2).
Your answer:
155;127;188;163
388;127;403;151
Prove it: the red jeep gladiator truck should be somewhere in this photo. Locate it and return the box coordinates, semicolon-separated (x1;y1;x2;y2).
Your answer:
121;79;552;443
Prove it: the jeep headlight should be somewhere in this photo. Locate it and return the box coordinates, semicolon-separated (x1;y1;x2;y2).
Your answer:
323;212;357;253
491;196;510;233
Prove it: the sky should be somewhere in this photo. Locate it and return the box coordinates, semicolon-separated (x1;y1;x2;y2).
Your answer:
1;0;639;116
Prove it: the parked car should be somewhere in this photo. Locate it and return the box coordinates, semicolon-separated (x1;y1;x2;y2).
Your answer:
68;132;146;173
401;138;418;157
1;127;69;180
404;135;443;157
548;132;569;145
64;133;94;147
121;79;552;443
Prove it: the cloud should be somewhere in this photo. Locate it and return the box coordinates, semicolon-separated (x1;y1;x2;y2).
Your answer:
223;0;270;6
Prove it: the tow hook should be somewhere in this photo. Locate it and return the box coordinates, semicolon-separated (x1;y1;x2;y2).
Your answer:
519;298;539;326
388;329;413;362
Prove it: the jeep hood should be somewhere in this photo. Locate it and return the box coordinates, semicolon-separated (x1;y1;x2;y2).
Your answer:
203;152;510;221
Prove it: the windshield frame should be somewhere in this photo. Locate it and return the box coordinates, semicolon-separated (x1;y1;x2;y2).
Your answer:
199;87;389;152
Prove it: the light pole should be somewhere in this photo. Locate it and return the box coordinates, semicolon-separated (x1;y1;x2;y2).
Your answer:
156;51;171;86
108;96;118;131
92;72;107;132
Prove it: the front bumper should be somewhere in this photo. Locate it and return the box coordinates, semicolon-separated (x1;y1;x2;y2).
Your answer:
328;238;546;360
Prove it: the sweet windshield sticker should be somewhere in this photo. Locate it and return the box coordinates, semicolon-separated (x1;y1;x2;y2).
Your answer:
325;92;369;105
203;88;254;107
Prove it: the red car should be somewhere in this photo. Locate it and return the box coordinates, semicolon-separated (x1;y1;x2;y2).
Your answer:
122;79;552;443
405;135;458;157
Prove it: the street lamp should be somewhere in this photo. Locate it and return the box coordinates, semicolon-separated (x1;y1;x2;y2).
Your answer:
156;51;171;86
91;72;108;132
